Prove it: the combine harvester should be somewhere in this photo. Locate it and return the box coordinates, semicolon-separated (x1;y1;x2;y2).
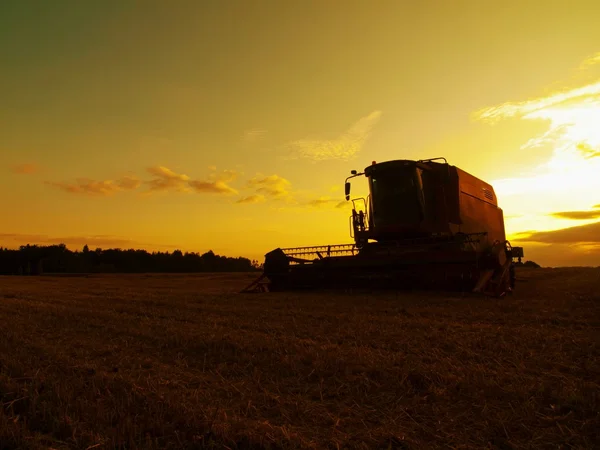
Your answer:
242;157;524;297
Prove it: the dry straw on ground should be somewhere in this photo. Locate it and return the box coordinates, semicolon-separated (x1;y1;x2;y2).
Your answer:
0;267;598;449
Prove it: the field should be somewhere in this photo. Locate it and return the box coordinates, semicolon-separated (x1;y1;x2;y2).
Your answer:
0;268;598;449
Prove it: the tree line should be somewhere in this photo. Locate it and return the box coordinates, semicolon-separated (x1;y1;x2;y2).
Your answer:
0;244;262;275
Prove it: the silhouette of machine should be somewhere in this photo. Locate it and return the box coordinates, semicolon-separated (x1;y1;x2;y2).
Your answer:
242;157;523;297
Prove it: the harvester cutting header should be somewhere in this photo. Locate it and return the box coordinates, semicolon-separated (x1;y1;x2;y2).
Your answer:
243;157;523;297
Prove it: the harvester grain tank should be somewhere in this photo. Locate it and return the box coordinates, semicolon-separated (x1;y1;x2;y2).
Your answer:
242;157;523;296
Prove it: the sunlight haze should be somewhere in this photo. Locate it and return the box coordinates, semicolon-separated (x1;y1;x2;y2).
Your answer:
2;0;600;267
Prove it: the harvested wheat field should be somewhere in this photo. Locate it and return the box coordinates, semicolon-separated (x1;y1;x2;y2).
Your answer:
0;267;598;449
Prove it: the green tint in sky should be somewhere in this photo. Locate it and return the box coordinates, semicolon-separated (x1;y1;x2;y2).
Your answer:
2;1;600;265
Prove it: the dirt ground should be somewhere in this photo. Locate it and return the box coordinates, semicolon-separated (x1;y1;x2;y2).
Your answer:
0;267;598;449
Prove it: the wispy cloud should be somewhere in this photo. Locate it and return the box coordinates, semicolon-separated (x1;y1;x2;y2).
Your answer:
578;52;600;70
45;166;240;197
268;195;351;214
474;77;600;164
236;173;298;206
286;110;382;161
473;51;600;241
145;166;191;193
145;166;239;195
550;209;600;220
11;163;40;175
189;169;239;195
188;180;237;194
576;142;600;159
116;175;142;190
305;196;347;209
474;58;600;161
474;79;600;125
246;174;292;200
237;173;351;211
46;175;141;196
236;194;266;204
189;176;238;194
505;240;600;268
515;221;600;244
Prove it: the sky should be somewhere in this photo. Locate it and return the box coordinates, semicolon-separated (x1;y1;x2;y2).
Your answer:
2;0;600;267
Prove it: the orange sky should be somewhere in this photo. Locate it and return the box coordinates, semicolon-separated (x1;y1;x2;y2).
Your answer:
2;1;600;266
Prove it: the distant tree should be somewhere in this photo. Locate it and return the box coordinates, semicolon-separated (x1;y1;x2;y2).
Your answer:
0;244;260;275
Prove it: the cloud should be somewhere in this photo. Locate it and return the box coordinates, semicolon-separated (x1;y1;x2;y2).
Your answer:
11;163;39;175
507;241;600;267
474;80;600;125
239;174;347;209
145;166;239;195
508;220;600;266
550;210;600;220
189;169;238;195
45;166;240;197
145;166;191;193
578;52;600;70
471;52;600;243
246;174;292;199
474;71;600;167
305;197;348;209
515;221;600;244
236;194;266;204
46;174;141;196
475;79;600;162
270;197;350;214
189;180;237;195
239;173;352;211
116;175;142;190
577;142;600;159
286;110;382;161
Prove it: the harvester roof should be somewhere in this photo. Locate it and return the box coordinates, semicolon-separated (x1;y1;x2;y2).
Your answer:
363;158;449;177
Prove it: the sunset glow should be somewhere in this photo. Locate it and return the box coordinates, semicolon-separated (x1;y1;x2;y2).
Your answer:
2;2;600;267
475;54;600;259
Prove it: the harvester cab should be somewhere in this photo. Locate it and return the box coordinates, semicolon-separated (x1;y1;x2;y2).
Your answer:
242;157;524;296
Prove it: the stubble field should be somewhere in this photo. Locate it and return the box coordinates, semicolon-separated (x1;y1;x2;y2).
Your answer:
0;267;598;449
